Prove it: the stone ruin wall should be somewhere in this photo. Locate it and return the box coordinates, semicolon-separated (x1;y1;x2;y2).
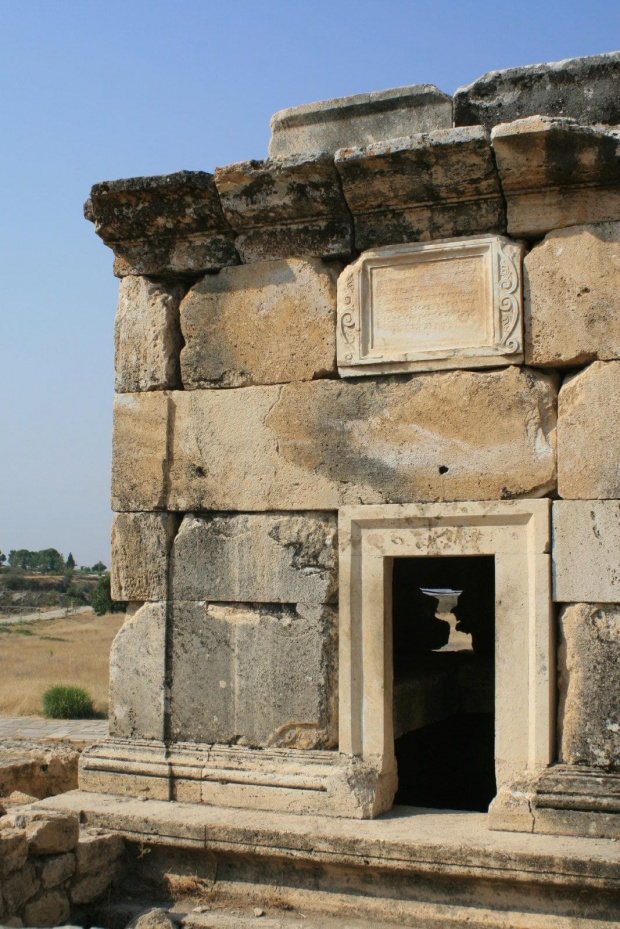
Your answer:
84;52;619;822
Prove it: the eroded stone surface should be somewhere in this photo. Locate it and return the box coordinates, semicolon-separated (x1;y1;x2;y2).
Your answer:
335;127;505;252
491;117;620;238
558;603;620;769
214;154;353;262
269;84;452;158
171;513;337;603
85;171;238;277
553;501;620;602
0;741;78;800
111;512;179;601
455;52;620;129
112;393;170;512
109;602;166;740
170;601;337;749
180;259;338;388
112;368;557;511
115;277;187;392
558;361;620;499
525;222;620;366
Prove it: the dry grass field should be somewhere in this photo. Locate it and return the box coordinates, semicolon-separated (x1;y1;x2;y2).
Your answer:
0;612;124;716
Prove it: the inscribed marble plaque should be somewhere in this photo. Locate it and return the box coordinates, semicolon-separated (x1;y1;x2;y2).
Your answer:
337;235;524;375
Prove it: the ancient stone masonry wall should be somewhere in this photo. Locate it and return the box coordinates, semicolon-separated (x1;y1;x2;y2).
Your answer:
0;809;123;926
84;51;620;832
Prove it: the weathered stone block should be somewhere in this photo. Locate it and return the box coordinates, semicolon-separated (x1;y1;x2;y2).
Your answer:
180;259;338;388
558;361;620;499
170;601;337;749
553;501;620;602
171;512;337;603
75;829;124;875
23;889;70;927
11;812;79;856
455;52;620;129
0;740;78;799
334;127;505;252
525;222;620;367
69;862;118;905
112;367;556;512
38;852;75;890
115;277;187;392
109;602;166;740
85;171;238;277
0;828;28;877
558;603;620;769
111;513;178;601
2;862;40;911
214;154;353;262
112;393;170;512
269;84;452;158
491;117;620;238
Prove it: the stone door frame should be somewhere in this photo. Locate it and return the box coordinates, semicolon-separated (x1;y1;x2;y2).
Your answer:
338;500;554;809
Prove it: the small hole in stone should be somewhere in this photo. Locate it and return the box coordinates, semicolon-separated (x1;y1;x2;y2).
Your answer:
194;465;206;477
439;465;449;474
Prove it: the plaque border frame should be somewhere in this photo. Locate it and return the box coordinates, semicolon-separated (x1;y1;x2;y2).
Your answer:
336;234;524;376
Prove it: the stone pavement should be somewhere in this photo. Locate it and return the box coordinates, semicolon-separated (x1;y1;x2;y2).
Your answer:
0;715;108;743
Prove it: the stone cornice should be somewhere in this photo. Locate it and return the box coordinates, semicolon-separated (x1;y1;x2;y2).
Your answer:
86;120;620;275
85;170;238;278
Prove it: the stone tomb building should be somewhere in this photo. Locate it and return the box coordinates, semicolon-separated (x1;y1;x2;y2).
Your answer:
45;52;620;927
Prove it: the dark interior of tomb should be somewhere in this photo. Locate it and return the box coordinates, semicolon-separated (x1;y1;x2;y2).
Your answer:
392;554;496;812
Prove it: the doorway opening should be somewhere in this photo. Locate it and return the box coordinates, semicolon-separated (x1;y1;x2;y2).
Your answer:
392;555;496;812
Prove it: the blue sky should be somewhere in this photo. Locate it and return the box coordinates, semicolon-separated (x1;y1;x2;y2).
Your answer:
1;0;619;566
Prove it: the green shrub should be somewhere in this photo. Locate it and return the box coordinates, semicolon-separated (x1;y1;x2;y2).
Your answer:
91;573;127;616
42;685;95;719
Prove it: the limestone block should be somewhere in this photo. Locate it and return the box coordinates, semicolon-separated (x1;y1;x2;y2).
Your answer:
115;277;187;392
75;829;124;875
180;259;338;389
111;393;169;512
455;52;620;129
109;602;166;740
38;852;75;890
69;861;118;905
0;829;27;877
553;501;620;602
171;512;337;603
112;367;556;512
2;862;39;911
11;812;79;856
491;117;620;238
558;361;620;499
23;889;70;927
269;85;452;158
85;171;238;277
214;154;353;262
334;127;505;252
111;513;178;601
524;222;620;367
0;740;79;799
170;601;337;749
558;603;620;769
128;909;177;929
